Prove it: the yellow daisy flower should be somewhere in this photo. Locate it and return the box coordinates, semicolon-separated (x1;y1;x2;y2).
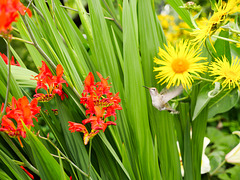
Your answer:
153;40;207;89
209;56;240;89
192;0;240;46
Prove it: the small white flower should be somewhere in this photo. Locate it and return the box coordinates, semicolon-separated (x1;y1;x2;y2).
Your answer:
201;137;211;174
225;131;240;165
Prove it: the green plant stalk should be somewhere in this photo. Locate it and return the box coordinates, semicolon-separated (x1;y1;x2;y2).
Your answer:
60;5;115;21
21;14;81;100
221;26;240;35
0;35;34;45
26;0;45;20
25;0;33;11
191;75;214;83
1;133;39;175
0;38;11;122
101;0;123;31
210;160;226;176
205;40;218;60
88;139;92;179
212;35;240;44
38;134;89;177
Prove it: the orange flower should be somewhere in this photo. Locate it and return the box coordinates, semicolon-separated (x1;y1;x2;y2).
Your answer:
33;61;68;102
69;72;121;145
0;96;40;147
0;52;20;66
0;0;32;35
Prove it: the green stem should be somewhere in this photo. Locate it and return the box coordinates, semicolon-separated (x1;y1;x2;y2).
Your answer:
21;15;81;100
0;39;11;122
0;35;34;45
171;96;189;102
88;139;92;179
25;0;45;20
210;160;226;176
191;75;214;83
212;35;240;44
21;15;56;69
38;135;89;177
205;40;217;60
101;0;123;31
25;0;33;12
60;5;115;21
221;25;240;34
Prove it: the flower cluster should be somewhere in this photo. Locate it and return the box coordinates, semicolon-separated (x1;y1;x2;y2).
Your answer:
0;0;32;36
0;96;41;147
157;14;192;44
154;39;240;91
69;72;122;145
209;56;240;90
191;0;240;46
0;52;20;66
33;61;68;102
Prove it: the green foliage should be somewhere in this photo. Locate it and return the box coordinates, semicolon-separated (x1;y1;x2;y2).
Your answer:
0;0;240;179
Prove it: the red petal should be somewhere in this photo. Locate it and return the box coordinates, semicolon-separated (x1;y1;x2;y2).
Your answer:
94;106;104;118
84;72;94;87
56;64;63;77
97;72;109;87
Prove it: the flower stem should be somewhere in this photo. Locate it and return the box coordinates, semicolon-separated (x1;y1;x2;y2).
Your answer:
212;35;240;44
191;75;214;83
25;0;45;20
0;35;34;45
205;40;217;60
88;139;92;180
38;134;89;177
101;0;122;31
210;160;226;176
0;38;11;122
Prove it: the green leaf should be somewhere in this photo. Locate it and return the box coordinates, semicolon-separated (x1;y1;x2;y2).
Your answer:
11;66;37;88
214;30;231;61
0;149;31;180
208;89;239;118
0;168;13;180
99;133;131;179
24;124;70;180
0;57;23;99
192;106;208;180
193;83;220;120
166;0;194;28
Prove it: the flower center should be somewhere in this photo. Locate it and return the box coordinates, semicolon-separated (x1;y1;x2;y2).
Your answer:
171;58;190;73
225;70;237;80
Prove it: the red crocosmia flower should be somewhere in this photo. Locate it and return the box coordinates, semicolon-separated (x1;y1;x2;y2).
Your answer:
20;166;34;180
69;72;122;145
0;52;20;66
33;61;68;102
0;0;32;35
0;96;41;147
68;121;88;134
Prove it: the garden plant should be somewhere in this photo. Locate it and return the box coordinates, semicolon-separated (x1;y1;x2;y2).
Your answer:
1;0;240;179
